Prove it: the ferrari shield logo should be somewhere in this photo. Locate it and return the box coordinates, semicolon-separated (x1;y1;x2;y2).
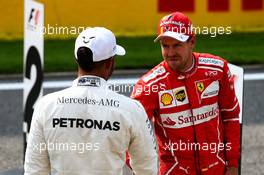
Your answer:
197;82;204;92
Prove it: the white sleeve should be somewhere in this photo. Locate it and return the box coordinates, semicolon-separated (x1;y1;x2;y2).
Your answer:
24;100;50;175
128;101;158;175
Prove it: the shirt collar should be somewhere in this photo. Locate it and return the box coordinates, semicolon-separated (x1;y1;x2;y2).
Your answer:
72;75;108;88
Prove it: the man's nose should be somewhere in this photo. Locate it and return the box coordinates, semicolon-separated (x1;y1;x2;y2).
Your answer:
167;47;176;57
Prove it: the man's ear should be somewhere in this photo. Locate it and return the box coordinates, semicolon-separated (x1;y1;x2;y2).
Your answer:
103;57;115;80
105;57;114;69
190;35;196;49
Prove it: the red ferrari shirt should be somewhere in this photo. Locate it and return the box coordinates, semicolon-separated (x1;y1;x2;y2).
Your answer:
131;52;240;175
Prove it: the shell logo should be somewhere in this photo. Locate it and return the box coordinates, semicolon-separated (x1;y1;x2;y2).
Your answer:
161;93;173;106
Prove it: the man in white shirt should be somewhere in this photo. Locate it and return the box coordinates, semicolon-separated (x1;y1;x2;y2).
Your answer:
24;27;158;175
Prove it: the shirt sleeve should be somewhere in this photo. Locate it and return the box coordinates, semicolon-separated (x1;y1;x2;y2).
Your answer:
219;62;241;167
128;101;158;175
24;100;50;175
131;79;159;120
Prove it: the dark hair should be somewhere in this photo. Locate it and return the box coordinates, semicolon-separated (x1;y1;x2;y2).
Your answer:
76;47;106;72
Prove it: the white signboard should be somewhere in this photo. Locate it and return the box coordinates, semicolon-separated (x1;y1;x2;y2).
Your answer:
228;64;244;124
23;0;44;147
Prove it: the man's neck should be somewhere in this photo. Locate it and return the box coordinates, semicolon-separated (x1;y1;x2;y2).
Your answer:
184;56;195;73
78;69;107;80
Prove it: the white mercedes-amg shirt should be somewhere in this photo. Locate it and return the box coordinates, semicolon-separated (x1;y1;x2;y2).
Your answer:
24;75;157;175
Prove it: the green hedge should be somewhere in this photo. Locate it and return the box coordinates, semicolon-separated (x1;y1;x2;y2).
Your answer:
0;32;263;74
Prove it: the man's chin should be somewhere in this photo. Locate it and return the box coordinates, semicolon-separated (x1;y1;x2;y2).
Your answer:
167;62;182;72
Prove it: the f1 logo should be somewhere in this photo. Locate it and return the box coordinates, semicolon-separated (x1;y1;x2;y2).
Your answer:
28;8;40;26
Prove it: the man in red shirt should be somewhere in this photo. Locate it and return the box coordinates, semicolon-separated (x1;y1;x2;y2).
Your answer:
131;12;240;175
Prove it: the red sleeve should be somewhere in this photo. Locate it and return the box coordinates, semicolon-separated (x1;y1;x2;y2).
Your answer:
131;79;159;121
219;62;241;167
127;79;159;172
125;151;132;170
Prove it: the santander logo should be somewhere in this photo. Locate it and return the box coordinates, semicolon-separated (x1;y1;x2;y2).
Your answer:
161;103;220;129
163;117;176;126
178;108;219;125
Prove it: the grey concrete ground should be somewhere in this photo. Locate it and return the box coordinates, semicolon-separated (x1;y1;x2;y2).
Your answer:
0;69;263;174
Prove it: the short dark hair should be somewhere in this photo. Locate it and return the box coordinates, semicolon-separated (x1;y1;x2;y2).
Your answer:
76;47;107;72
